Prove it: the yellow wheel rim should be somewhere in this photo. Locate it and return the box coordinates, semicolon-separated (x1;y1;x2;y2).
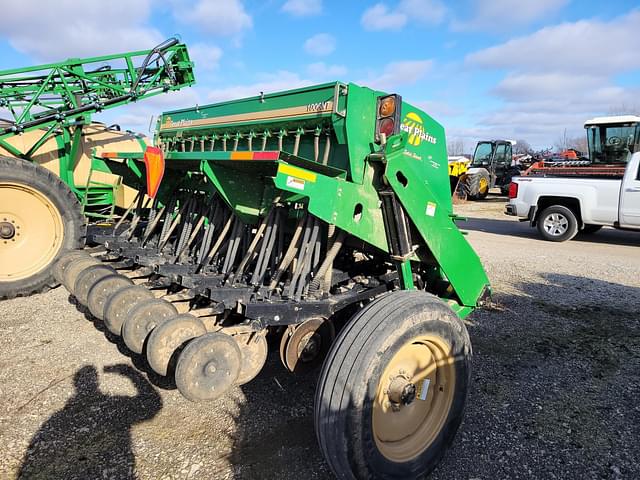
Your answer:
479;177;489;194
0;182;64;281
372;335;455;462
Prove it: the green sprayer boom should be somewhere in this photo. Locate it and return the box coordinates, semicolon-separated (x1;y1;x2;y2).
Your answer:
0;37;194;140
0;38;194;301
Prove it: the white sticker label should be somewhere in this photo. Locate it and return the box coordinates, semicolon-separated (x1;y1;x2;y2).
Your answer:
417;379;431;401
426;202;436;217
286;176;305;191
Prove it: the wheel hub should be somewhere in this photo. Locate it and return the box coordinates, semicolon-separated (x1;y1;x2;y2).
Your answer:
387;375;417;409
205;361;217;376
0;221;15;240
297;331;320;361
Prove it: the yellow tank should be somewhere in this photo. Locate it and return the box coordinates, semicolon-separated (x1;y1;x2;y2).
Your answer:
0;122;149;209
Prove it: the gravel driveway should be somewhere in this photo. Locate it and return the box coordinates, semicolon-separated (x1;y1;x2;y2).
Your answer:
1;198;638;479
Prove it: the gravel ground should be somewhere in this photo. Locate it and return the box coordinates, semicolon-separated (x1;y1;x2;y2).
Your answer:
1;196;639;480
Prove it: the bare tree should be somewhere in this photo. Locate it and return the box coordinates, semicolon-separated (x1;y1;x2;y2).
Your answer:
447;138;466;156
607;102;640;116
514;139;532;155
554;128;569;152
567;135;588;155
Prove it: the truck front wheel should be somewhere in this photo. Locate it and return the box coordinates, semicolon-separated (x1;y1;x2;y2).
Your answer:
537;205;578;242
314;290;471;479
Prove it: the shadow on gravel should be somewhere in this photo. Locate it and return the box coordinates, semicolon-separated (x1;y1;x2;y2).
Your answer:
219;273;639;480
432;273;640;479
70;295;177;391
460;216;640;247
226;351;331;480
18;363;162;480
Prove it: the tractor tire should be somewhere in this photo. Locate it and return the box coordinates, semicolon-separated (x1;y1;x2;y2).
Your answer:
581;224;602;234
537;205;578;242
463;170;490;200
315;290;471;480
0;156;84;299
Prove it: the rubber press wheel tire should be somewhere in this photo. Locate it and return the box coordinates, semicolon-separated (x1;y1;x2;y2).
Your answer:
52;250;90;285
537;205;579;242
0;156;84;299
314;290;472;480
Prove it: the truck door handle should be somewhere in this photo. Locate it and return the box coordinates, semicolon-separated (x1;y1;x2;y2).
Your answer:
626;187;640;192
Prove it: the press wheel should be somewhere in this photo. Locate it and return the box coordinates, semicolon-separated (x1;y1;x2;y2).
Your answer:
234;333;268;385
62;256;100;293
103;285;155;335
52;250;89;284
146;314;206;376
175;332;242;402
86;274;133;320
73;264;116;305
122;298;178;354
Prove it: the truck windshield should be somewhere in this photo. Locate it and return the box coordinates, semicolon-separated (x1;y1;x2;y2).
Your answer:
471;142;494;166
586;123;639;164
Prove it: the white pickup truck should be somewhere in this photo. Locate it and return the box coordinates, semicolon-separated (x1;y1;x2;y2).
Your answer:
505;116;640;242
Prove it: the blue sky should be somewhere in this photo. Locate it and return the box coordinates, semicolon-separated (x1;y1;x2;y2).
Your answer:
1;0;639;150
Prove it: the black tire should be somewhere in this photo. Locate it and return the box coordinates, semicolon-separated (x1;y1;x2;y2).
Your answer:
315;290;472;480
581;224;602;234
0;156;84;299
463;170;490;200
536;205;579;242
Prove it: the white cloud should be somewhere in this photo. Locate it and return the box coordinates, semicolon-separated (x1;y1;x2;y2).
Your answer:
282;0;322;16
400;0;447;25
416;100;463;118
207;71;315;103
460;9;640;148
492;73;606;101
307;62;348;78
175;0;252;37
361;0;446;31
466;10;640;74
363;60;433;90
304;33;336;56
189;44;223;71
100;88;202;134
0;0;162;61
454;0;568;30
361;4;407;31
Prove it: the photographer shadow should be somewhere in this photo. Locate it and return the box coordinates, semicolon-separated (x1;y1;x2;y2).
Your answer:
18;364;162;480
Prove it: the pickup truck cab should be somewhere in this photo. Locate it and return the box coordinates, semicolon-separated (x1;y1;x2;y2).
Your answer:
505;116;640;241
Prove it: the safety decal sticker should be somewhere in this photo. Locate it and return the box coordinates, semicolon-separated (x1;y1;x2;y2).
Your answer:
426;202;437;217
286;176;305;191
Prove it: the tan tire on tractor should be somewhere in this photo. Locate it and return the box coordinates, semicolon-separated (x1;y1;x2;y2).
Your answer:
0;156;84;299
315;290;472;479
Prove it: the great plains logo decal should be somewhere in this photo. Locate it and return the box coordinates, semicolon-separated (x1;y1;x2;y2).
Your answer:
400;112;437;146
